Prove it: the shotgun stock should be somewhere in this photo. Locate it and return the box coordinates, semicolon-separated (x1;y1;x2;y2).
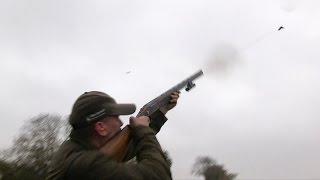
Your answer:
100;70;204;162
99;125;132;162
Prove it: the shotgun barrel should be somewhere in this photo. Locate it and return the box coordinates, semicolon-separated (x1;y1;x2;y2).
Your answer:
100;70;204;161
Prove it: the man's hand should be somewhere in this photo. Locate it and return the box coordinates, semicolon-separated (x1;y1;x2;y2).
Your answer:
130;116;150;127
160;91;180;114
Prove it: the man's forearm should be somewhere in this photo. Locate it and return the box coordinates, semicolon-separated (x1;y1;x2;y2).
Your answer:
132;126;172;179
123;111;167;161
149;110;168;133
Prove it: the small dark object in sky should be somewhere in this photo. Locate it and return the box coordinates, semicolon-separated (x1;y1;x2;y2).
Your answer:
278;26;284;31
126;71;131;74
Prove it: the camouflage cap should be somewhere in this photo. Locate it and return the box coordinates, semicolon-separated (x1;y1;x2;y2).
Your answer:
69;91;136;129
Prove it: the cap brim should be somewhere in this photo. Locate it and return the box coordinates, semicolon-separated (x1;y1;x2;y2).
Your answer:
105;103;136;115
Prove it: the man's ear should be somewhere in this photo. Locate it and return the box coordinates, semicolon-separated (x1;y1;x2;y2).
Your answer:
94;121;109;136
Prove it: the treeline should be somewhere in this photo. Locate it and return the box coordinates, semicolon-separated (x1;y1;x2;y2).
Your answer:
192;156;237;180
0;114;236;180
0;114;68;180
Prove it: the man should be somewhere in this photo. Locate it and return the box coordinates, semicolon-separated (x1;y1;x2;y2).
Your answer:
47;91;180;180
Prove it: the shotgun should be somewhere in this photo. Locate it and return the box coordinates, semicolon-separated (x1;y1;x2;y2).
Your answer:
100;70;204;161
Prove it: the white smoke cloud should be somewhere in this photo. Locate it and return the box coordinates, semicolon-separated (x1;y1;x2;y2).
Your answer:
204;43;242;78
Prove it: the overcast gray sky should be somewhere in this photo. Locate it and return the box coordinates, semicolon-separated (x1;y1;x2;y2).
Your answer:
1;0;320;179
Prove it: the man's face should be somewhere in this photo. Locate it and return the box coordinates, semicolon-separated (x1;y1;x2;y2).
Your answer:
94;115;123;140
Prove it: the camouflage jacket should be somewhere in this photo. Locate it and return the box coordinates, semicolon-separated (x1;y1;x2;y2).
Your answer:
47;111;171;180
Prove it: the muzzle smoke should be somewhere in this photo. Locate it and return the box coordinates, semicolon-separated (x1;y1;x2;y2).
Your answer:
203;43;242;78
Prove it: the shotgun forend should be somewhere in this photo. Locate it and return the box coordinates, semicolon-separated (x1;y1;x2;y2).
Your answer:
137;70;204;117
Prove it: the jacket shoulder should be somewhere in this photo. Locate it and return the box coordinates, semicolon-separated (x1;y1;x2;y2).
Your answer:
47;140;88;180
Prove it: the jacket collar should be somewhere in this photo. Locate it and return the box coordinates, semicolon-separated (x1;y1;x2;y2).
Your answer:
70;136;97;150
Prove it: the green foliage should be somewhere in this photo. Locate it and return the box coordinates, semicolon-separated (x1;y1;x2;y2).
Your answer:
0;159;12;178
1;166;40;180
